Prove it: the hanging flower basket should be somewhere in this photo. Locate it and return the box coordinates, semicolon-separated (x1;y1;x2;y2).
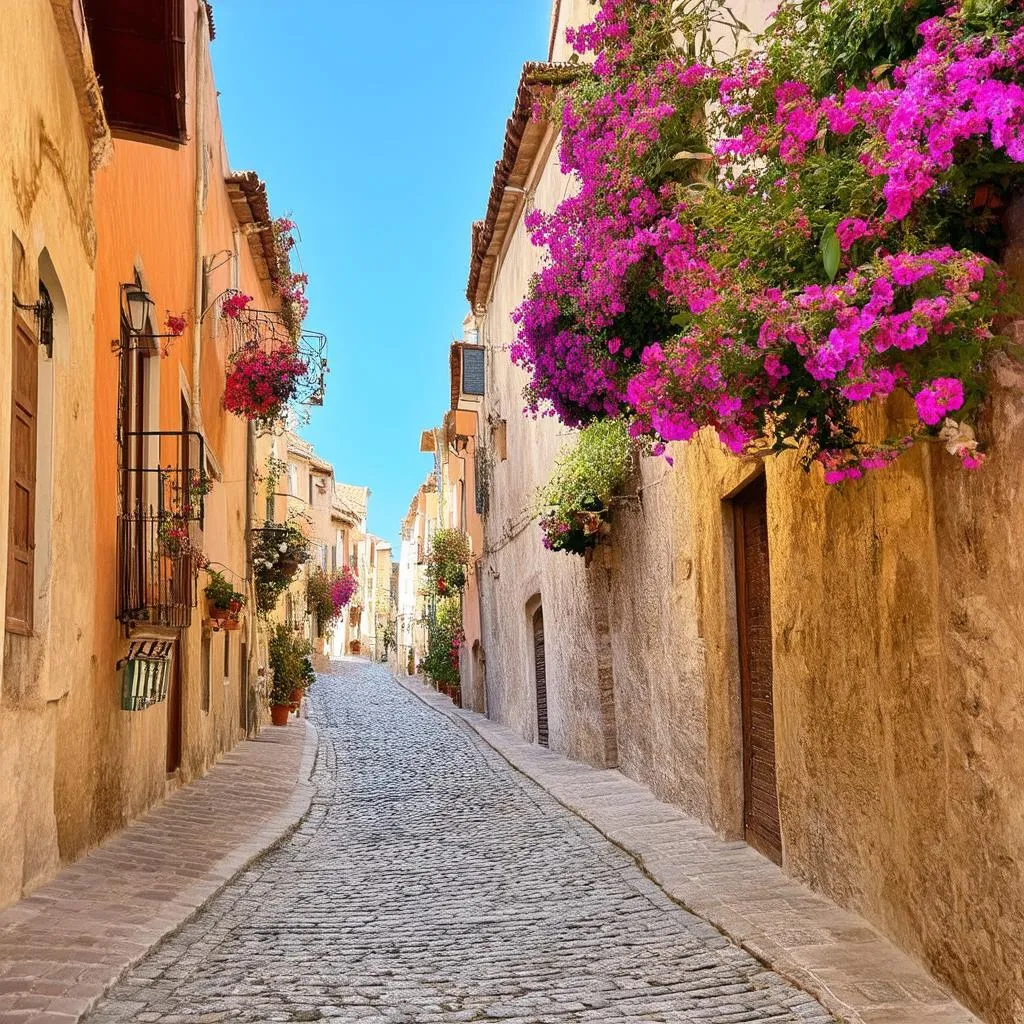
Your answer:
223;344;308;427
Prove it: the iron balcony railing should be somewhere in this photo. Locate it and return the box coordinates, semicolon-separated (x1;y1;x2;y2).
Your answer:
222;301;328;407
116;430;206;629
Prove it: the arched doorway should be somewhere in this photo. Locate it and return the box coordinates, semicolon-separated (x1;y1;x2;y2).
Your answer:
532;607;549;747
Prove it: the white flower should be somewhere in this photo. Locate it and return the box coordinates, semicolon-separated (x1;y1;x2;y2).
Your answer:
939;417;979;457
278;542;288;553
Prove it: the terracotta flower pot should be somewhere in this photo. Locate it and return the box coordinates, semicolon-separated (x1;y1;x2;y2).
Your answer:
270;704;290;726
288;687;303;708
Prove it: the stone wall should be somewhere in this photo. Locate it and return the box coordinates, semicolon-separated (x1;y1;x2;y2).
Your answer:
475;2;1024;1020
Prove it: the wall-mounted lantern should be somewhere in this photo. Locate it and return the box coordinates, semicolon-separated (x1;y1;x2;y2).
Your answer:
13;282;55;358
123;283;155;336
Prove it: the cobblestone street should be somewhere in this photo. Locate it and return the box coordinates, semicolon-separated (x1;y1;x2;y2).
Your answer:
84;661;831;1024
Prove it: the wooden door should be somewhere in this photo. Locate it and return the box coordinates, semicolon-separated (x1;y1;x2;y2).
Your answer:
166;638;182;773
6;315;38;635
533;608;549;747
239;639;249;732
733;475;782;865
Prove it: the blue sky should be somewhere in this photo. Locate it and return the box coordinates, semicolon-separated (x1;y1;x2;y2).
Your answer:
212;1;551;547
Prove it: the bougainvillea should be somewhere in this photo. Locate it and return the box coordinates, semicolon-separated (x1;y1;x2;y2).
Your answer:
223;344;308;428
221;293;252;320
307;567;339;629
269;218;310;339
164;314;187;336
512;0;1024;481
330;564;358;610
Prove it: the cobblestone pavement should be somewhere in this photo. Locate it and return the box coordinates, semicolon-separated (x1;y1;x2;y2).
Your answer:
84;660;832;1024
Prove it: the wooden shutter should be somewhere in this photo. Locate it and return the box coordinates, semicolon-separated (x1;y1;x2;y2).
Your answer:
733;475;782;865
533;608;549;747
6;315;38;635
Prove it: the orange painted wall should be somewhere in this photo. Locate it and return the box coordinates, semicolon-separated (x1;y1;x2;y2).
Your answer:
52;0;279;863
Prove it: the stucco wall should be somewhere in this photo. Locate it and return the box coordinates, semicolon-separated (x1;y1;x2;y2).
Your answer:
0;0;106;906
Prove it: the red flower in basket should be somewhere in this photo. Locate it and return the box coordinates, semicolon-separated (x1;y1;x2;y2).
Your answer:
223;345;308;423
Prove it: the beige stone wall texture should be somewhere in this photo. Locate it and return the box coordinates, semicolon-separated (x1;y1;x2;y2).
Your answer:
476;2;1024;1021
0;0;107;907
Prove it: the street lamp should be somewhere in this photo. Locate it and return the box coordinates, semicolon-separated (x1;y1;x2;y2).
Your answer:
123;284;155;336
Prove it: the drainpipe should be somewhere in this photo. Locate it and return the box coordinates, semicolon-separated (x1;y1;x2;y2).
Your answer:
244;422;254;735
190;1;209;432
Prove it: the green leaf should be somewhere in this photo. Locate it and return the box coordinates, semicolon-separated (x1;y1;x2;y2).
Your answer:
821;224;841;281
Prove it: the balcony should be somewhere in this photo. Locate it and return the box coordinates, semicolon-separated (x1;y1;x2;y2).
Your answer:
222;303;328;408
117;431;206;630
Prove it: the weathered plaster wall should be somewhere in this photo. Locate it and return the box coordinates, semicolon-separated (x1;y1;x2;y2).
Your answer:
0;0;107;907
476;2;1024;1020
480;120;617;765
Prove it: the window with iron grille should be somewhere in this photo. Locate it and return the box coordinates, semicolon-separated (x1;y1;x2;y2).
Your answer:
115;318;205;629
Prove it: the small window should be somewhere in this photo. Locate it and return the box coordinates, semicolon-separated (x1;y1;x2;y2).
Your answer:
201;634;211;712
461;346;485;397
287;463;298;497
308;473;314;506
223;632;231;681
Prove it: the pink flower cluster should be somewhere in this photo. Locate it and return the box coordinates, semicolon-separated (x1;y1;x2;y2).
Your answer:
269;218;310;330
511;1;1014;479
164;313;187;336
221;293;252;320
761;15;1024;220
223;344;308;423
330;565;357;610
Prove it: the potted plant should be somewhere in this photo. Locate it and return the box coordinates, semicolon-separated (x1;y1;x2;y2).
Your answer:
535;420;632;558
204;569;246;627
350;639;361;655
422;598;464;699
268;624;313;726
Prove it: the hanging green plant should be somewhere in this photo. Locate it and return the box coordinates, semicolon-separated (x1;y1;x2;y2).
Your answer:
535;419;633;556
426;528;471;596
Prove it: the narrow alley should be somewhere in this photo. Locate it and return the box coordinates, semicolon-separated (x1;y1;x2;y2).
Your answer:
83;662;831;1024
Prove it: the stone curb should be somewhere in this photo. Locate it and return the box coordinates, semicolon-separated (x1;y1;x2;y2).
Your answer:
395;673;980;1024
0;716;319;1024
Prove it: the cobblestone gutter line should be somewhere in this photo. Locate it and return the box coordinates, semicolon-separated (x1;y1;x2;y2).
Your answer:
0;716;318;1024
396;675;980;1024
